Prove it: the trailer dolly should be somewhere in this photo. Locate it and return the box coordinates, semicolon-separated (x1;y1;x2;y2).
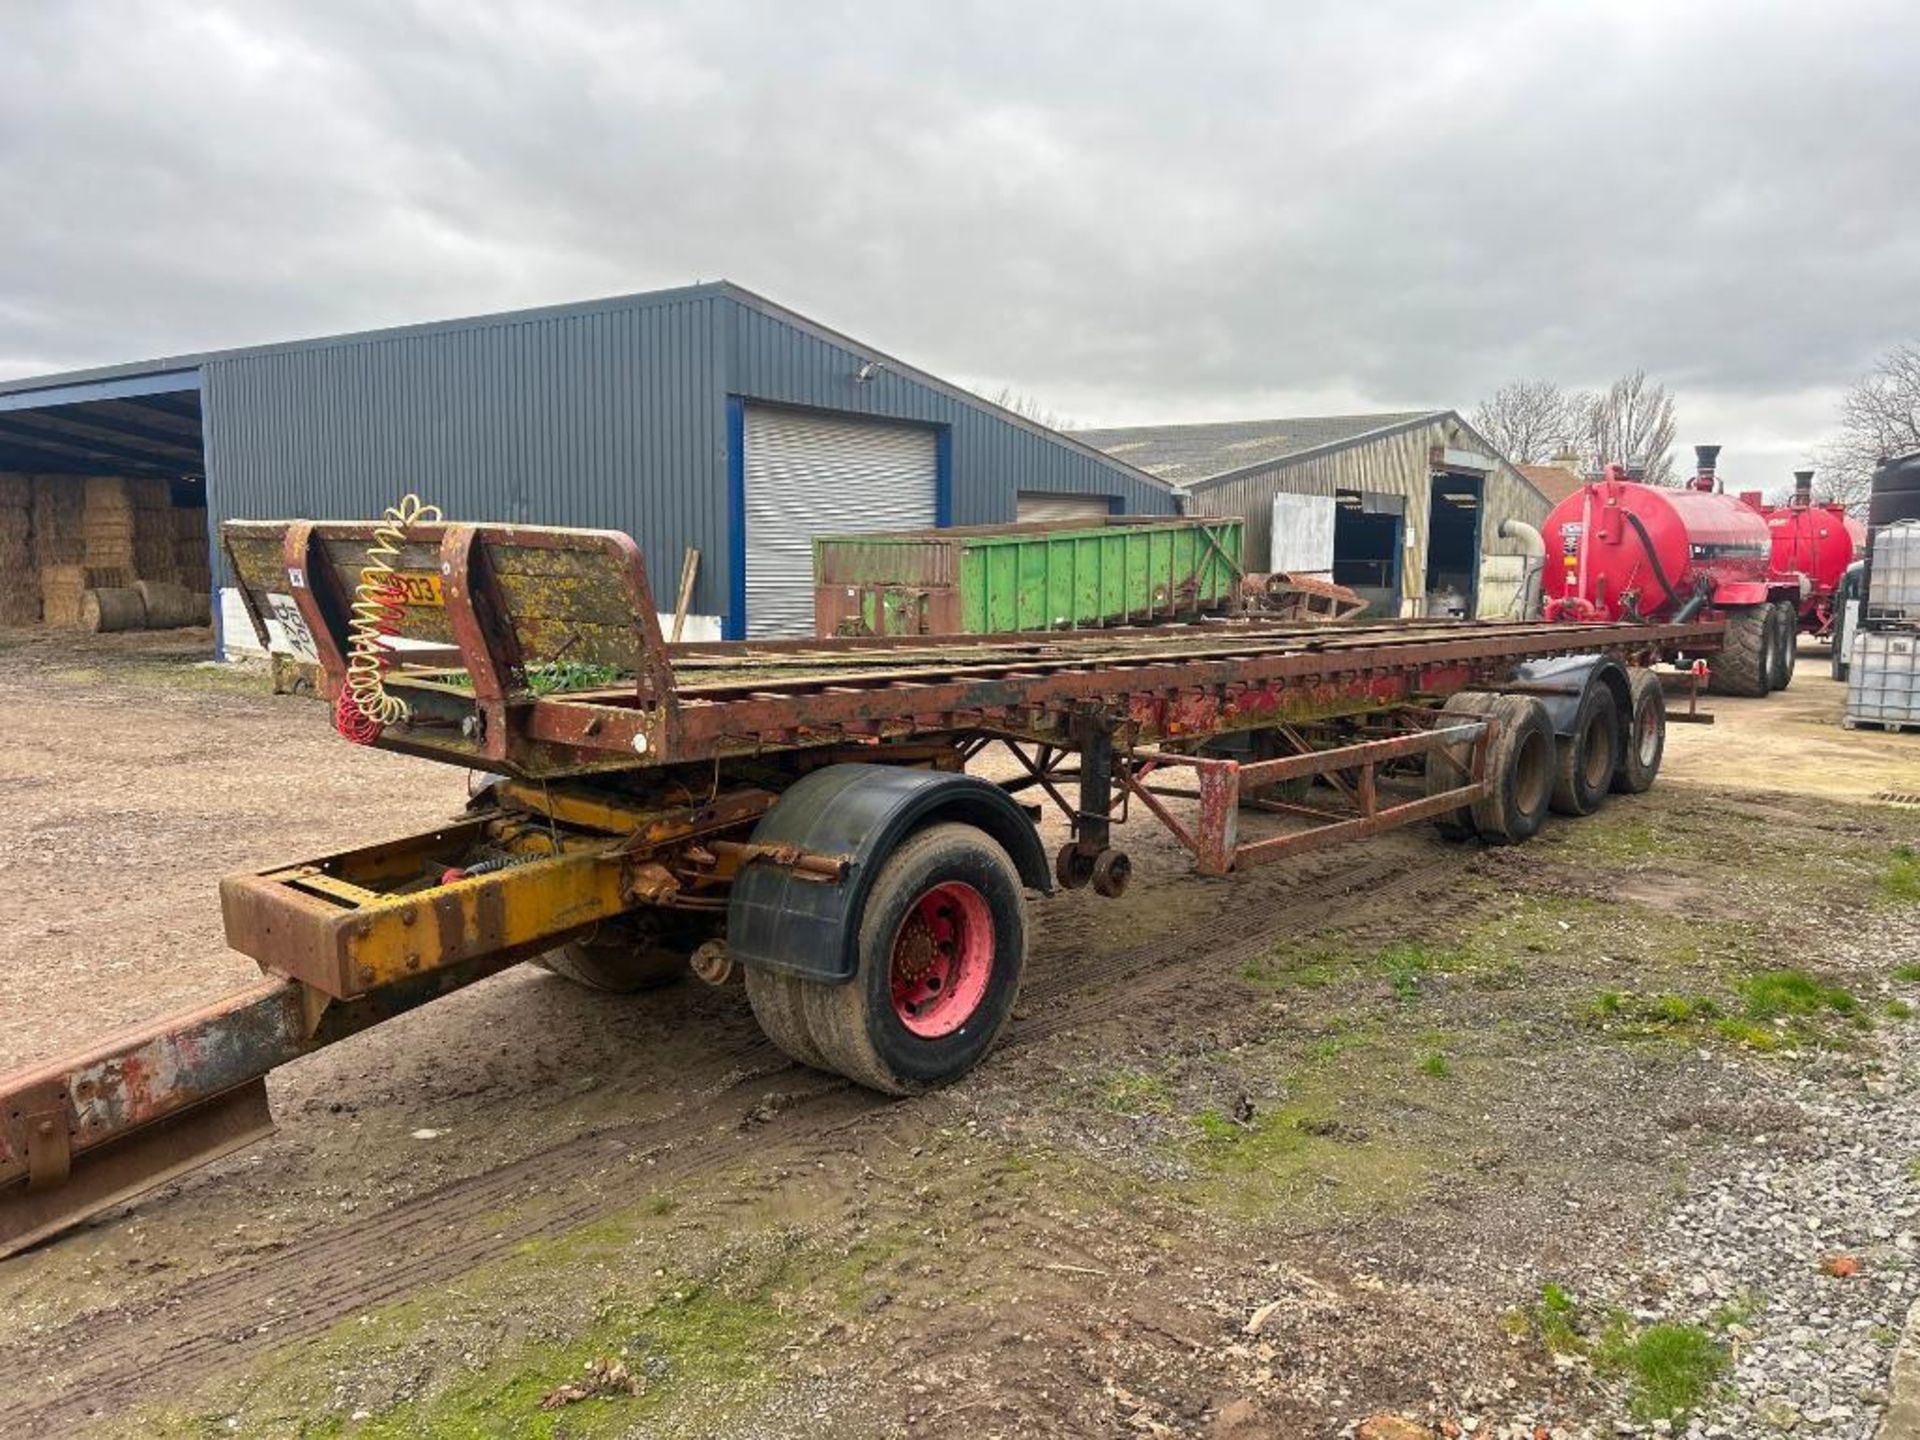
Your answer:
0;517;1726;1255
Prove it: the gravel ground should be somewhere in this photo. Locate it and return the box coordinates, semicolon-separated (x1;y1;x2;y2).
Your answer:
1586;905;1920;1438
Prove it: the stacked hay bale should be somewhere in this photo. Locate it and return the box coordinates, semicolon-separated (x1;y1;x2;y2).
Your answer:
31;478;85;567
0;475;34;625
39;564;120;627
82;477;139;578
174;504;212;593
129;478;180;586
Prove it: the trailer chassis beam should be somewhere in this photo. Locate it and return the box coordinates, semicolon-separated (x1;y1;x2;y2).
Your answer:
0;953;517;1258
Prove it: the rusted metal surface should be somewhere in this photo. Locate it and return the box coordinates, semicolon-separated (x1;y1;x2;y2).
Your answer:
225;518;1722;780
1120;719;1493;875
0;953;528;1257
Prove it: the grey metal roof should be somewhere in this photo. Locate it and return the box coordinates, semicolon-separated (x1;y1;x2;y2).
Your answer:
0;280;1172;494
1074;411;1443;487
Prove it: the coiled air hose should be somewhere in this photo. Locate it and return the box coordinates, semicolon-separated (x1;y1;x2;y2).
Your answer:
336;494;444;744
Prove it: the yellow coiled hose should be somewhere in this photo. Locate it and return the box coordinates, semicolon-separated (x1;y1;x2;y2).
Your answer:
339;494;443;738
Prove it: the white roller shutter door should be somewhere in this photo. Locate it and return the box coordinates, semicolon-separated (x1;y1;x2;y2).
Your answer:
1016;491;1113;525
743;407;938;638
1269;492;1338;572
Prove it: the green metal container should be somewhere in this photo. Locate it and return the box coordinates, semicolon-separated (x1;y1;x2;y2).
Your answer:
813;516;1245;637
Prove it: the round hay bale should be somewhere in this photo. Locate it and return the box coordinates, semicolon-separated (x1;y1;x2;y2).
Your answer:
135;580;205;628
83;587;148;633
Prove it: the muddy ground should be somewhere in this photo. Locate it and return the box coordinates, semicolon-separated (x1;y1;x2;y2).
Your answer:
1;627;1918;1438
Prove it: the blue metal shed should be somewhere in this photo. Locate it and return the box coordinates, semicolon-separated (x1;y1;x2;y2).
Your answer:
0;282;1174;641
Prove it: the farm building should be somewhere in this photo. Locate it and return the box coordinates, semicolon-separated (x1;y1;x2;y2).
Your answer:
1078;411;1551;619
0;282;1175;644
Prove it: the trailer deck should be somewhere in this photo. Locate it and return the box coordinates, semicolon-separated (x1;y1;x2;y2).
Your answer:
0;517;1726;1257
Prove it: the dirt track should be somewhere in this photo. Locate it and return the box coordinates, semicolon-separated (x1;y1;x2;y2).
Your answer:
2;629;1918;1438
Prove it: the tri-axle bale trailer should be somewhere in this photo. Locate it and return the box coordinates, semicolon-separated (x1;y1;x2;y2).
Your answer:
0;516;1722;1256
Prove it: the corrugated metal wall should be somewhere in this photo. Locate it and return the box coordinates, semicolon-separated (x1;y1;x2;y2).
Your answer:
1187;415;1549;616
725;303;1174;524
200;286;1172;626
204;291;729;616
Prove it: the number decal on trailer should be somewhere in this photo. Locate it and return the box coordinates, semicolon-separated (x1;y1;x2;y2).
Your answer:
389;571;446;606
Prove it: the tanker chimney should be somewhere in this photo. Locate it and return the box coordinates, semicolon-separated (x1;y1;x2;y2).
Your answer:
1690;444;1722;493
1793;469;1814;508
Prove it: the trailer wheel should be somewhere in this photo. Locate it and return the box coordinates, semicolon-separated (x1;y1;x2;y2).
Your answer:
744;967;831;1069
1549;684;1620;817
1474;695;1556;844
538;916;693;992
799;822;1027;1096
1426;692;1496;840
1610;670;1666;794
1770;601;1798;691
1707;605;1771;698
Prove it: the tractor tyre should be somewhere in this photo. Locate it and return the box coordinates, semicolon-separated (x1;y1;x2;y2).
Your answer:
538;916;696;993
798;823;1027;1096
1426;692;1497;840
1769;601;1798;691
1471;694;1556;845
1611;669;1666;794
1549;683;1620;818
1707;605;1771;698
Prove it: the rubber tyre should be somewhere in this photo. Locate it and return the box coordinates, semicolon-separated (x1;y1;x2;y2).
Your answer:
538;917;692;993
1610;669;1666;795
745;966;832;1070
1707;606;1771;698
800;822;1027;1096
1770;601;1798;691
1426;692;1497;839
1472;694;1556;845
1550;684;1620;817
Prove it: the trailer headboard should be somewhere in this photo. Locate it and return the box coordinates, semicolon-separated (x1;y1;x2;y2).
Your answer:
221;519;680;772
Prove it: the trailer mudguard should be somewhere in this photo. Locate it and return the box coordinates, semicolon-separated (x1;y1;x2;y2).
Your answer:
1509;654;1632;737
727;764;1052;983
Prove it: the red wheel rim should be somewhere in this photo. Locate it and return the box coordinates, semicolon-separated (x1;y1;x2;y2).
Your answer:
888;881;994;1038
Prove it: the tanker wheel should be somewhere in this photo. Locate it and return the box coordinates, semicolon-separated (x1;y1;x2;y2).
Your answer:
1770;601;1799;691
1426;692;1497;840
1471;694;1555;845
1610;670;1666;795
1707;605;1771;698
538;915;699;993
1550;683;1620;817
798;822;1027;1096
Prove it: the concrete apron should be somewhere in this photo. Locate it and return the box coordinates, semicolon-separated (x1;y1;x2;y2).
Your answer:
1883;1296;1920;1438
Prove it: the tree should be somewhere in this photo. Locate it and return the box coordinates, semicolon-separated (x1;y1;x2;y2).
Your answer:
976;384;1070;432
1815;343;1920;506
1581;370;1678;485
1472;380;1587;465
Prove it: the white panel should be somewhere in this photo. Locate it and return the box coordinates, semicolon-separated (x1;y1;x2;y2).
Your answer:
1017;491;1113;525
1268;492;1337;572
744;407;938;637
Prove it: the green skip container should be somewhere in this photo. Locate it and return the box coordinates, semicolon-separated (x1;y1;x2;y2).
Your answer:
813;515;1245;638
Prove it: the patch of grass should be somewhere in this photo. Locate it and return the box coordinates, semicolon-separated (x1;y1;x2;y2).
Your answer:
1574;813;1686;862
1737;969;1858;1020
1895;962;1920;983
524;660;626;695
1713;1018;1784;1052
1518;1286;1730;1422
1595;1321;1730;1422
1241;943;1347;989
1580;989;1720;1038
1883;846;1920;904
1377;941;1457;1002
1184;1098;1429;1217
1101;1069;1173;1115
1887;1000;1915;1021
1417;1051;1451;1079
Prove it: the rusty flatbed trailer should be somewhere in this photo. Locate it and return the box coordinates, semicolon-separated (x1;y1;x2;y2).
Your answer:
0;519;1724;1256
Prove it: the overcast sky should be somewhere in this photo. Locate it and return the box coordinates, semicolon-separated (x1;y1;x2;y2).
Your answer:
5;0;1917;483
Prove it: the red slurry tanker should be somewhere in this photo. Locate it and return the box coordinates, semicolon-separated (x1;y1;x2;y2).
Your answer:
1541;445;1806;698
1742;470;1868;641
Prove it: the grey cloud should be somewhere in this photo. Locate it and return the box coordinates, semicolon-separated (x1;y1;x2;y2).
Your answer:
4;0;1918;480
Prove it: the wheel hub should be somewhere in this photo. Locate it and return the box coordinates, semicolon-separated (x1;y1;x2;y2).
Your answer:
888;881;993;1038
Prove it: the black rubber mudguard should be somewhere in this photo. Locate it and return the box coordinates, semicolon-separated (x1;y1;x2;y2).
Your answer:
727;764;1052;984
1510;654;1630;736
